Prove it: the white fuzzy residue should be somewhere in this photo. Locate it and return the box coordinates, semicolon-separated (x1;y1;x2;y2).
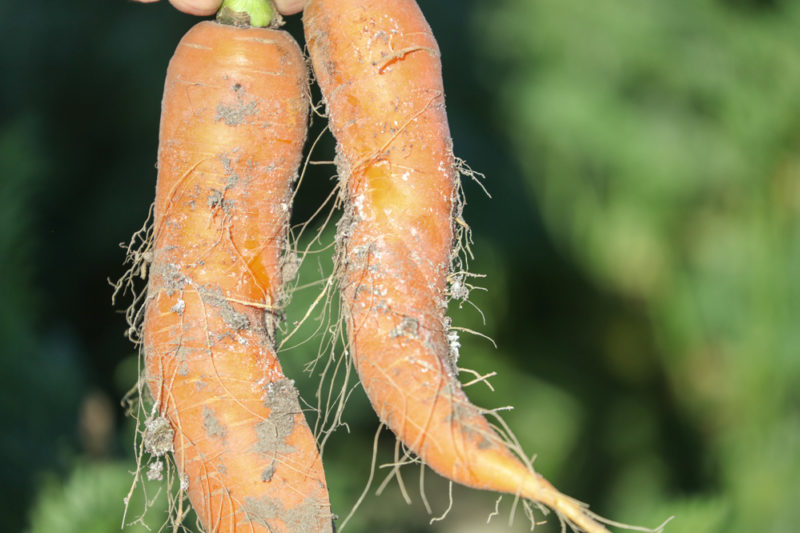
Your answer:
447;329;461;363
146;460;164;481
437;159;451;177
353;193;366;218
170;299;185;314
449;275;469;302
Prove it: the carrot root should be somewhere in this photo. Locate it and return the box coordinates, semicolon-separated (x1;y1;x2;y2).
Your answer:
304;0;645;531
127;20;332;533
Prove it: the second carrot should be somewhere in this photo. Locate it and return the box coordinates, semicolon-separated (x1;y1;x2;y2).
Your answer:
142;7;332;532
305;0;616;531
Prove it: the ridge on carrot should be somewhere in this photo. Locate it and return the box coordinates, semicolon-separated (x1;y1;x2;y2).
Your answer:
303;0;664;531
116;2;333;531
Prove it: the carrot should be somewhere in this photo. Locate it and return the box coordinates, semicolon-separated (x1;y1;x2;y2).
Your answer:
141;3;332;531
304;1;615;531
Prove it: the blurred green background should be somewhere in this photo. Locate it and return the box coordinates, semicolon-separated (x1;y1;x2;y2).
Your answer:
2;0;798;532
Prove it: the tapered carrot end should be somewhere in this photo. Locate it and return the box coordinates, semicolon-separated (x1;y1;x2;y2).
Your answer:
522;477;611;533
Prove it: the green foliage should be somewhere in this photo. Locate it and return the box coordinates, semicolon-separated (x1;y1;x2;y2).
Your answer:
28;461;168;533
0;117;42;338
481;0;800;530
0;117;86;532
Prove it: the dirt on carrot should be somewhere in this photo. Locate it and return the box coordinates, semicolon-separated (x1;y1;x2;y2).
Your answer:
115;20;332;533
303;1;666;532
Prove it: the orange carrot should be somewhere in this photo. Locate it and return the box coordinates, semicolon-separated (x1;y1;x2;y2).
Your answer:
305;0;612;531
142;14;332;533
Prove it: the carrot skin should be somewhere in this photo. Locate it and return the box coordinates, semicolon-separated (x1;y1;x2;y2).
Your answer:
144;21;332;533
304;0;515;492
305;1;610;531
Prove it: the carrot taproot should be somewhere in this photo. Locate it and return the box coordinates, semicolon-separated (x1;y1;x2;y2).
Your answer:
142;8;332;532
304;0;613;531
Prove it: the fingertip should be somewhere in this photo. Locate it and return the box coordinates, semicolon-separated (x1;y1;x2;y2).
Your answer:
274;0;307;16
168;0;221;16
168;0;307;17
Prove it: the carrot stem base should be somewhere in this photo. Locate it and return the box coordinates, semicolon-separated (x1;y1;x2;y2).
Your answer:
217;0;278;28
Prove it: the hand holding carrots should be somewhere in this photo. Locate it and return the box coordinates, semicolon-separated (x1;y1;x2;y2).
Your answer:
125;0;661;531
133;0;306;16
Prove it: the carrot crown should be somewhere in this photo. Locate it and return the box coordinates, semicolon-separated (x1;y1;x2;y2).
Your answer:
217;0;281;28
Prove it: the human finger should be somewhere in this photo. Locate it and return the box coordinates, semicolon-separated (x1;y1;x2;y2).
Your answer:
168;0;220;16
273;0;307;15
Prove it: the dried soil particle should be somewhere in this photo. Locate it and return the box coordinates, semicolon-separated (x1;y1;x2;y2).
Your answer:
389;316;419;339
207;188;235;215
243;494;330;533
242;497;282;530
152;262;188;294
476;434;495;450
443;397;480;424
260;461;276;482
218;155;242;188
265;379;301;418
146;460;164;481
280;251;300;286
169;299;185;315
201;288;250;331
175;345;191;361
216;98;258;126
207;189;225;209
202;406;227;441
448;274;470;302
253;379;301;456
443;400;499;450
143;416;174;457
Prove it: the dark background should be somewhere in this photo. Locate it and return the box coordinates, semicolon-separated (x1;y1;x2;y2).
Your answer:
2;0;798;532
